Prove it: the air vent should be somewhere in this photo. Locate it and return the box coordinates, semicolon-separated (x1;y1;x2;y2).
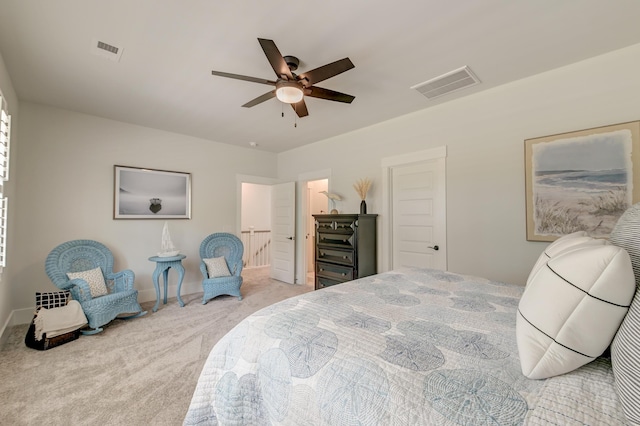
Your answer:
411;66;480;100
97;41;118;55
90;38;123;62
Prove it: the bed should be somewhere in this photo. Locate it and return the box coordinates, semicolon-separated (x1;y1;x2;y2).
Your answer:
184;267;628;425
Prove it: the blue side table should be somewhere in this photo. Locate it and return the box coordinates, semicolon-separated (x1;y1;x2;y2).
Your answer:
148;254;186;312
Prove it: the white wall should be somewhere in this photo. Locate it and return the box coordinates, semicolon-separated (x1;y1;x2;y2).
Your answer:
9;103;277;323
278;43;640;286
241;183;271;231
308;179;329;218
0;51;19;336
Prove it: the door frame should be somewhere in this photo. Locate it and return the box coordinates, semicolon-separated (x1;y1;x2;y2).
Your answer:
236;174;279;237
296;169;332;286
381;146;447;272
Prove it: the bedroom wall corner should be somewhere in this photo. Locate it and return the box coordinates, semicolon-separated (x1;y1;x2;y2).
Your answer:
8;103;278;323
0;49;19;345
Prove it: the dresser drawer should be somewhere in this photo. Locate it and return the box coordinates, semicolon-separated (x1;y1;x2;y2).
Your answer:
317;231;355;249
316;262;354;282
315;217;336;231
316;247;354;266
316;276;343;290
315;216;356;232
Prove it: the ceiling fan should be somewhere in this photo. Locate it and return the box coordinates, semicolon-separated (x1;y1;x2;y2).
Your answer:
211;38;355;118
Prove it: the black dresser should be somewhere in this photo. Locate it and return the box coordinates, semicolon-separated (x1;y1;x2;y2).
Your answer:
313;214;377;290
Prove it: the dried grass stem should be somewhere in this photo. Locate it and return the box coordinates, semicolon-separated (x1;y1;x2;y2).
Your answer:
353;178;372;200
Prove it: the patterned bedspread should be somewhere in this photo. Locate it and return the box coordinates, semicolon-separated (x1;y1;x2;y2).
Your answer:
184;268;626;425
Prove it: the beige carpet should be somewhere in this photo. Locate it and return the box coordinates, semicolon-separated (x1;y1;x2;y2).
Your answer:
0;267;312;425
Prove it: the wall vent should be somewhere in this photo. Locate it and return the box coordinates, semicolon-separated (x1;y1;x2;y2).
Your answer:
411;66;480;100
91;38;123;62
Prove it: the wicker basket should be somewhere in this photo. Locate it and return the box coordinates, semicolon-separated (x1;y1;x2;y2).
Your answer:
24;291;83;351
24;311;81;350
24;317;81;350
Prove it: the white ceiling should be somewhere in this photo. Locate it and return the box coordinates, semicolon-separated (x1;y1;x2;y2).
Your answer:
1;1;640;153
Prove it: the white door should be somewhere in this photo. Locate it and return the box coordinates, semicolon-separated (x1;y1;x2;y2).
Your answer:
391;159;446;270
270;181;296;283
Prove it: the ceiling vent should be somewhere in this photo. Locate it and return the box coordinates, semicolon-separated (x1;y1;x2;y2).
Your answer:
411;66;480;100
90;38;123;62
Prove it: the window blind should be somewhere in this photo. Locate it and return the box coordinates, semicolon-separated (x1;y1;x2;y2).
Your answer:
0;104;10;181
0;195;7;266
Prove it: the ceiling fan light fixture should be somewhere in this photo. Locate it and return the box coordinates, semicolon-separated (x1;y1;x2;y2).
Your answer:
275;81;303;104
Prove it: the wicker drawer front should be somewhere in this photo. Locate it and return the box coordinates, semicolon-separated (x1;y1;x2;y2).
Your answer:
316;261;354;282
316;247;354;266
316;276;343;289
317;231;355;249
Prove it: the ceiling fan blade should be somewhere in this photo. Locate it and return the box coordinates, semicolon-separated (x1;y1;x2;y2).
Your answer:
306;86;355;104
292;99;309;117
211;70;276;86
242;91;276;108
297;58;354;87
258;38;293;80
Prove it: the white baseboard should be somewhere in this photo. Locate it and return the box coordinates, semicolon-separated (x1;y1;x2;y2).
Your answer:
0;283;204;346
0;307;35;347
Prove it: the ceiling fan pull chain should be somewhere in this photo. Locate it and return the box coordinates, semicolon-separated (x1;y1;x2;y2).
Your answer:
281;103;284;118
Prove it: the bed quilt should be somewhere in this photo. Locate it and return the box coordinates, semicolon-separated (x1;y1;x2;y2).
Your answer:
184;268;626;425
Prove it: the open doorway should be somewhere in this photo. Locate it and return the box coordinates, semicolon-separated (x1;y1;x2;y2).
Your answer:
240;182;272;269
305;179;329;287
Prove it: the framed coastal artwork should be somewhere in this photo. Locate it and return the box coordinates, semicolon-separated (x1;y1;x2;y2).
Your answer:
114;165;191;219
525;121;640;242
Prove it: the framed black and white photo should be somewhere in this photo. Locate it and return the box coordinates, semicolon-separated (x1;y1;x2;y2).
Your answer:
114;165;191;219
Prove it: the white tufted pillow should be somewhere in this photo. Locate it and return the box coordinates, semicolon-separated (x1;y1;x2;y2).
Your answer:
527;231;608;286
67;267;108;298
517;243;635;379
204;257;231;278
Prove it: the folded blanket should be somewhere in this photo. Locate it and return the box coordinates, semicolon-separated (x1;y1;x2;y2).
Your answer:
34;300;87;340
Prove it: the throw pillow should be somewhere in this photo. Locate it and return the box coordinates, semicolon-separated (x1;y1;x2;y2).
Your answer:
527;231;607;286
516;243;635;379
204;257;231;278
609;202;640;424
67;267;108;298
35;291;70;309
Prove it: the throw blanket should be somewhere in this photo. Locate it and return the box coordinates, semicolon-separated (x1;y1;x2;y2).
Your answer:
34;300;87;340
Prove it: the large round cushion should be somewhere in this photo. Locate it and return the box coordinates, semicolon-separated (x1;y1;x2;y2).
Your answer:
526;231;607;286
517;243;635;379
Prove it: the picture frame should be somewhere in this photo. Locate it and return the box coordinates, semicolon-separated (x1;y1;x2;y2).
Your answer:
525;121;640;241
114;165;191;219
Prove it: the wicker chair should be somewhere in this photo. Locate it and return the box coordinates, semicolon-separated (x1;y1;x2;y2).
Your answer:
45;240;146;334
199;233;244;304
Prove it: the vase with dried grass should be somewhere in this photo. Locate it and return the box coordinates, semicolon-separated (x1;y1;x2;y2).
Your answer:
353;178;372;214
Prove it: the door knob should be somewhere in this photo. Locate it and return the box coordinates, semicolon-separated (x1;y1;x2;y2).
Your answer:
428;245;439;251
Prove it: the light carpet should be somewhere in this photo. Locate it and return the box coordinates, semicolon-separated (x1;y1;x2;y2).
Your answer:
0;267;312;425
